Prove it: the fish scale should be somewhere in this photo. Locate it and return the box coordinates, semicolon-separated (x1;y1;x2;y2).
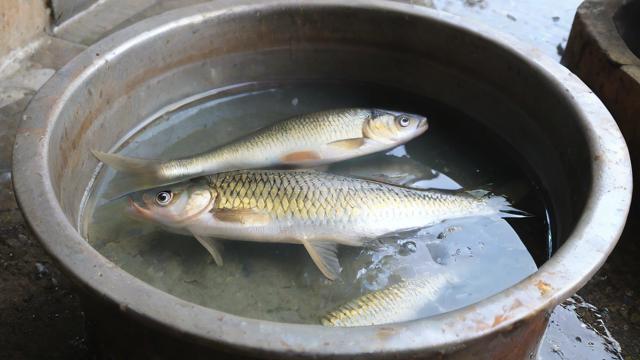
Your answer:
206;170;498;234
209;109;368;162
322;273;456;327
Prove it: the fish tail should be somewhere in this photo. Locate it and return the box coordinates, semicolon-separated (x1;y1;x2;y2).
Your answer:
92;150;169;198
92;150;163;174
467;189;532;218
103;172;168;200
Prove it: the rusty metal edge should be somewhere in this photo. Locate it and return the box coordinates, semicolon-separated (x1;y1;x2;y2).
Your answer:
11;0;633;358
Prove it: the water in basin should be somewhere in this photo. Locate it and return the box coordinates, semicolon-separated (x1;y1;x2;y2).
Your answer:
85;82;551;325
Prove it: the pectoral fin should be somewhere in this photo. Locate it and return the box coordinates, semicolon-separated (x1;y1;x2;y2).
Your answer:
327;138;365;150
301;239;341;280
212;208;271;225
193;234;224;266
281;151;322;163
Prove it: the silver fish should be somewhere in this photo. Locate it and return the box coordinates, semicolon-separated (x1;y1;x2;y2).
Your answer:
93;108;428;191
127;170;525;280
322;272;456;327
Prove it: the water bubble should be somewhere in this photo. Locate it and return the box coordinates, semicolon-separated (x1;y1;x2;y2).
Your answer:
398;240;417;256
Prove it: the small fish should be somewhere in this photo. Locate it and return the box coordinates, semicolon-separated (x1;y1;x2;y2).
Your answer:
322;272;456;326
127;170;526;280
93;109;428;191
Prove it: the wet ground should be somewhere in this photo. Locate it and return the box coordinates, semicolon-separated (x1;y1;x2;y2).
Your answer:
0;0;638;358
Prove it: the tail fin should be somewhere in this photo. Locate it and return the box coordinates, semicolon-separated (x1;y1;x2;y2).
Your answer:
92;150;162;174
467;189;532;218
92;150;168;198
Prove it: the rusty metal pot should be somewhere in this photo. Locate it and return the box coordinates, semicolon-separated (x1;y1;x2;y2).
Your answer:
12;0;632;358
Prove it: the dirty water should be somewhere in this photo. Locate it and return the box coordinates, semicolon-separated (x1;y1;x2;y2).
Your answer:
86;82;550;324
539;295;623;360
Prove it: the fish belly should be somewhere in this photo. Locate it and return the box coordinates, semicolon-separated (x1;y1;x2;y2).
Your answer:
187;216;370;246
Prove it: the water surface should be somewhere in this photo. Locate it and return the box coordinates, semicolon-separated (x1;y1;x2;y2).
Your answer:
86;82;550;324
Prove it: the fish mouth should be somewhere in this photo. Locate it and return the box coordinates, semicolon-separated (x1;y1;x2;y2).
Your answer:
128;197;153;219
418;117;429;131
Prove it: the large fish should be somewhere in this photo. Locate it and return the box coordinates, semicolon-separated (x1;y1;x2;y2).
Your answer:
93;108;428;190
128;170;525;280
322;272;456;327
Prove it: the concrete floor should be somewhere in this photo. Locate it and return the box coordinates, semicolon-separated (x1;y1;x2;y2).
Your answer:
0;0;637;358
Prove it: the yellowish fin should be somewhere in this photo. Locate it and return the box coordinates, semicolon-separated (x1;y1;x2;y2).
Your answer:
280;150;322;163
327;137;365;150
212;208;271;225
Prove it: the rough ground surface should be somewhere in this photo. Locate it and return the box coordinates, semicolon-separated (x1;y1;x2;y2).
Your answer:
0;0;638;359
0;220;88;360
0;185;88;359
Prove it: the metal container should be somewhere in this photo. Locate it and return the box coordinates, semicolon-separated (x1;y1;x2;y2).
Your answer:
12;0;632;358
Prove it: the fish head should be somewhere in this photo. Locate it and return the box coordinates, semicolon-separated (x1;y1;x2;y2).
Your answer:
127;178;213;228
364;110;428;145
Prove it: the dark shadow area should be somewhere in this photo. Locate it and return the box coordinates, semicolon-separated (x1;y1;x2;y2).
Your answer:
614;0;640;58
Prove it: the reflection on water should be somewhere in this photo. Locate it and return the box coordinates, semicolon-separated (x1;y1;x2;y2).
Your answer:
539;296;623;360
86;82;549;324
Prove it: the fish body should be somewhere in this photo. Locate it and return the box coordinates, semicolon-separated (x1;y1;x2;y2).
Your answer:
94;109;428;191
322;272;455;327
129;170;523;280
200;170;501;242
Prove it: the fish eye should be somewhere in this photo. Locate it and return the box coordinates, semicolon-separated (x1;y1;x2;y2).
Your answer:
398;116;411;127
155;191;173;206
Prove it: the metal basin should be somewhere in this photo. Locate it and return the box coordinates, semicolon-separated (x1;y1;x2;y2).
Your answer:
12;0;632;358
